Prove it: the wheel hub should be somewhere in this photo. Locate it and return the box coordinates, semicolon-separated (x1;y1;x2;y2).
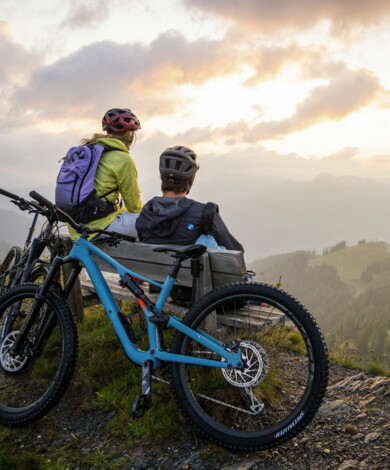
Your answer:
222;341;269;388
0;331;28;372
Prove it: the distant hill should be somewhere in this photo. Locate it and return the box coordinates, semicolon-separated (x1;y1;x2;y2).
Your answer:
0;183;54;212
228;173;390;261
0;208;34;249
311;241;390;294
249;241;390;366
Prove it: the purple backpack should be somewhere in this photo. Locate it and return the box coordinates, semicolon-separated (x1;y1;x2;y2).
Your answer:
55;143;118;223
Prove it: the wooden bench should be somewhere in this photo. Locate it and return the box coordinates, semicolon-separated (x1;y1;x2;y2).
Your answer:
77;241;247;312
63;239;284;326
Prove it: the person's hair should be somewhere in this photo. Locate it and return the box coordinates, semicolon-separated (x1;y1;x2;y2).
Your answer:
80;131;136;147
161;175;195;194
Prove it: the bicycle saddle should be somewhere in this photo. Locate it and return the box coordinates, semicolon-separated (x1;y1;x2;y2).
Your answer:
153;244;207;259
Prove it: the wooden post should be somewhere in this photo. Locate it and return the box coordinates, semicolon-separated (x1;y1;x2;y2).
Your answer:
193;253;216;333
61;236;84;322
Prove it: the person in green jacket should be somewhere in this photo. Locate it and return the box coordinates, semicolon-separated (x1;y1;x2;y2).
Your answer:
67;108;143;241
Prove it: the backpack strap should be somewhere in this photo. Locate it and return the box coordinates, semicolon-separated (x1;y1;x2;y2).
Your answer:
198;202;219;236
94;144;121;202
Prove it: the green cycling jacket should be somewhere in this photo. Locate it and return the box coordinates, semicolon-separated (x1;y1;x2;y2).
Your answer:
67;137;143;240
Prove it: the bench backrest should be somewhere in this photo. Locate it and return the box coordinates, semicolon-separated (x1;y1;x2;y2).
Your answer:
92;241;247;293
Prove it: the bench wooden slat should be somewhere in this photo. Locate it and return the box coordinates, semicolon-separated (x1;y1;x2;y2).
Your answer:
80;278;187;314
93;241;195;286
92;242;247;288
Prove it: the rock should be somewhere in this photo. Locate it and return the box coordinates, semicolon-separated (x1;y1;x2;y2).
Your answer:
344;424;358;435
369;377;389;390
327;374;365;393
221;462;256;470
364;432;380;443
104;410;116;421
318;400;351;417
358;396;376;408
358;458;374;470
337;460;359;470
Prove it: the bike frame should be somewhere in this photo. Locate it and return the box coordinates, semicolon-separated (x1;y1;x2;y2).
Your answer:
66;237;241;371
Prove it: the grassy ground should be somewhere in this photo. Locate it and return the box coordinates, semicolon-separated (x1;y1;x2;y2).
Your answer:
74;303;185;441
1;301;389;469
0;302;191;469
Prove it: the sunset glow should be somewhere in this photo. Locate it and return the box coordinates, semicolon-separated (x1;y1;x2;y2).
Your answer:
1;0;390;190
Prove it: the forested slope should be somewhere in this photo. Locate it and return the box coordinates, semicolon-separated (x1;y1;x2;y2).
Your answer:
249;242;390;366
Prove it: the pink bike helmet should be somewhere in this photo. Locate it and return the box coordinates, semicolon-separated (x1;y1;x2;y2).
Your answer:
102;108;141;134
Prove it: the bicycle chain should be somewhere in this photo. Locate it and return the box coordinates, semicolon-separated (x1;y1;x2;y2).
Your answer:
151;375;259;416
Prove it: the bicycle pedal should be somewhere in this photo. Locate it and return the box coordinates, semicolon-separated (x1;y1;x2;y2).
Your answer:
132;394;151;419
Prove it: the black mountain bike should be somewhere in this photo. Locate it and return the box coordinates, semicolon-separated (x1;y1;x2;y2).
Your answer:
0;188;65;294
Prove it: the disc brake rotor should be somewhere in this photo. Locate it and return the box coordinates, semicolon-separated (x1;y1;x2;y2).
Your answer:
222;341;269;388
0;331;29;372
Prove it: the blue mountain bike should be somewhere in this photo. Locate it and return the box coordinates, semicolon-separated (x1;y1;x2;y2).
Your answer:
0;191;328;451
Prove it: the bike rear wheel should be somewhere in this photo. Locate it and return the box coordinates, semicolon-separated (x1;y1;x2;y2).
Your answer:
0;284;78;425
170;282;328;451
0;247;22;294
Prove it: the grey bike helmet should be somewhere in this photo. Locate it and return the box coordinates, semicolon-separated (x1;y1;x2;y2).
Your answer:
159;146;199;181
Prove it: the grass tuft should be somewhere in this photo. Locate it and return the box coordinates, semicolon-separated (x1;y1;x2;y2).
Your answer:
0;452;42;470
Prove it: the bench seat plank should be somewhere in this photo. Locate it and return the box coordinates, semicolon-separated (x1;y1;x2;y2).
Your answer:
92;241;247;289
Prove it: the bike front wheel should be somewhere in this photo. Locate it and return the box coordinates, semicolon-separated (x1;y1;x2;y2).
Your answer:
170;282;328;451
0;284;78;425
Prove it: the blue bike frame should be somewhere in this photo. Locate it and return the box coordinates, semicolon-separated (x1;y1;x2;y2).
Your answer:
69;237;241;371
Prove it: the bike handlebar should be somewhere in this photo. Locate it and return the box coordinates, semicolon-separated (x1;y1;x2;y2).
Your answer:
1;187;46;214
29;190;136;243
29;191;55;210
0;187;22;201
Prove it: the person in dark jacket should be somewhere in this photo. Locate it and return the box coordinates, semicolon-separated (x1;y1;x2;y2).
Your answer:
135;146;243;252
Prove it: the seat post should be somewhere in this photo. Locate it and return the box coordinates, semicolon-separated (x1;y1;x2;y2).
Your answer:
168;257;184;279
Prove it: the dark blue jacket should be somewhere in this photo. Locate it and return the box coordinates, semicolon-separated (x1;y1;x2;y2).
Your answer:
135;196;243;252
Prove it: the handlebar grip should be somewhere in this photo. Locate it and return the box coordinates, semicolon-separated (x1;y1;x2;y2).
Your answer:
118;233;136;243
29;191;54;209
28;200;45;211
0;188;21;201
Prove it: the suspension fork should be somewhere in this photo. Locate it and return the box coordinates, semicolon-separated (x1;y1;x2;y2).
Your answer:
9;257;66;356
24;212;39;251
20;238;47;284
62;260;83;298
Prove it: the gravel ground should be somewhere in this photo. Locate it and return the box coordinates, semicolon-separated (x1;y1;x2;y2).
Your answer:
10;362;390;469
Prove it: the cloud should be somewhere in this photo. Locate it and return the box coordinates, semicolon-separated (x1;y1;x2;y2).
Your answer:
61;0;111;29
0;21;41;87
245;42;316;84
245;68;383;141
146;67;383;145
11;31;243;122
184;0;390;34
322;146;359;162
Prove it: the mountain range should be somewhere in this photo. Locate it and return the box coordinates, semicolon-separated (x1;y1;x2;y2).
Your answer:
2;173;390;261
226;172;390;261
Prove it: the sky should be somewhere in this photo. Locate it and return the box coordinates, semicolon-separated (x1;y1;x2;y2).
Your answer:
2;0;390;203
